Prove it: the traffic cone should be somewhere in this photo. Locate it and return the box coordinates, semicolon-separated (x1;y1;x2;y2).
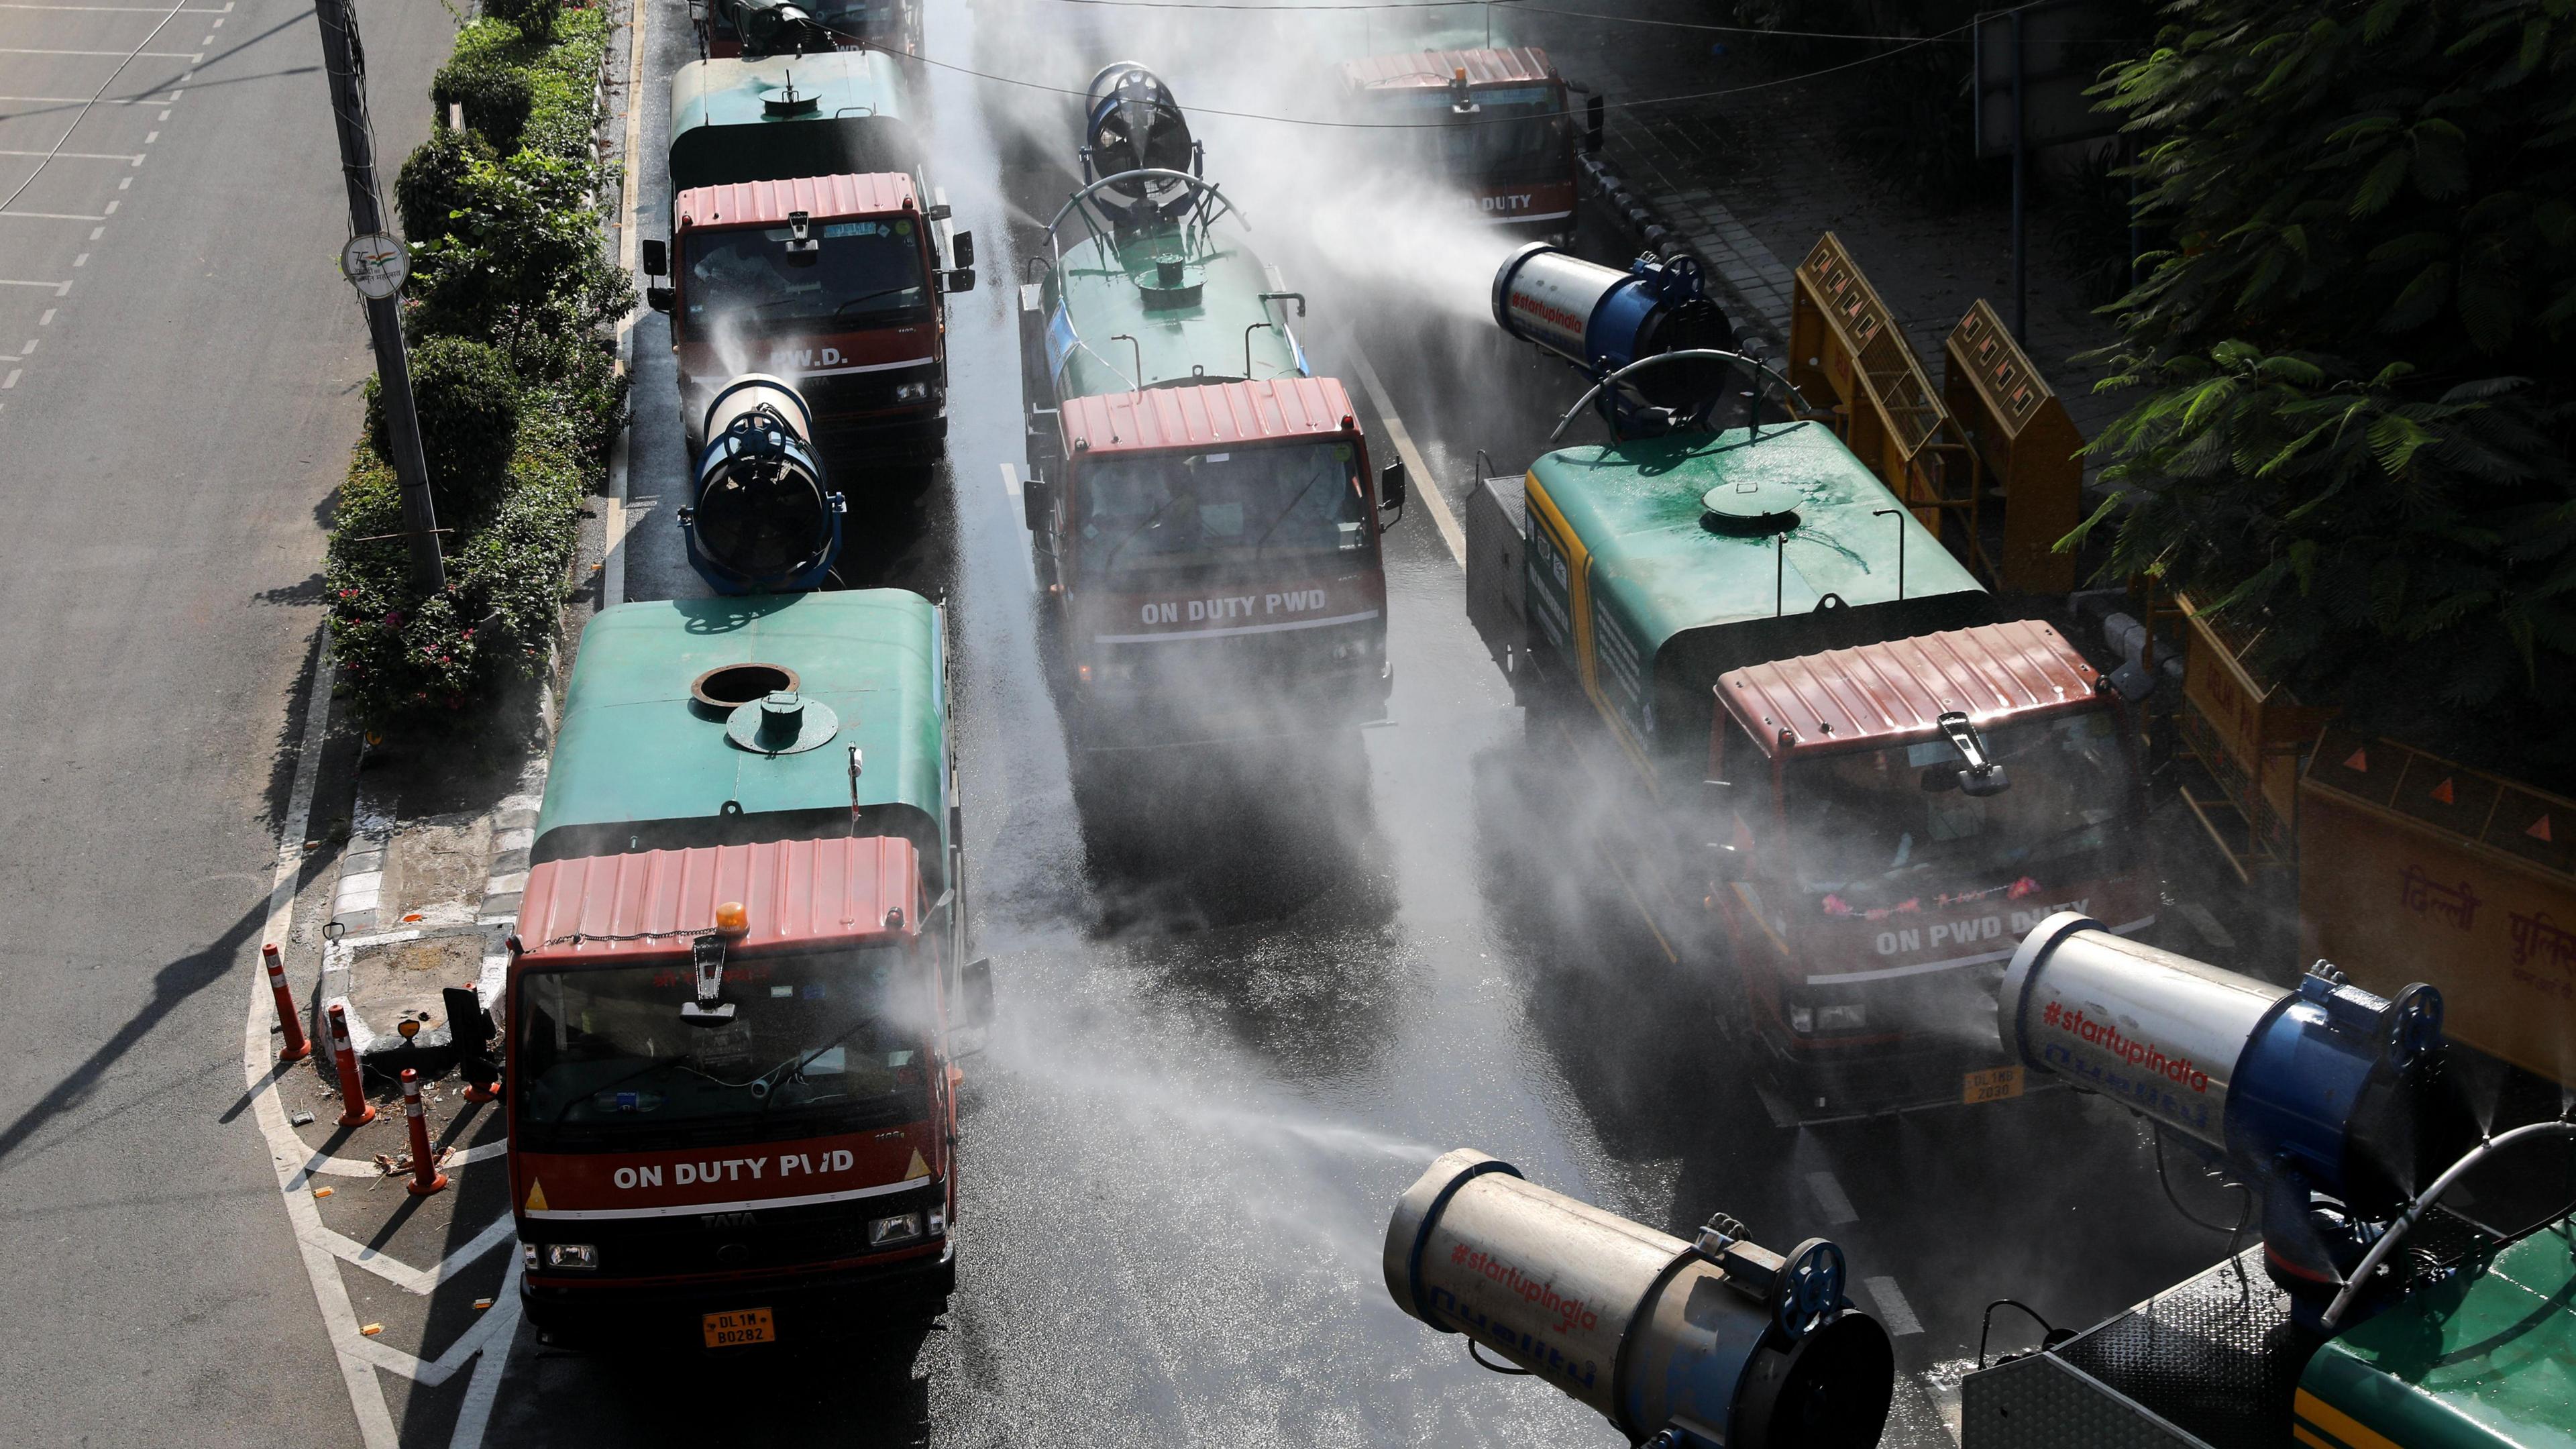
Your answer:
264;945;310;1063
328;1003;376;1128
400;1069;447;1196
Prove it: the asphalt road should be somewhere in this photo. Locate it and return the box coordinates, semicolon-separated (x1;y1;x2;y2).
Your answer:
478;1;2240;1444
0;0;451;1441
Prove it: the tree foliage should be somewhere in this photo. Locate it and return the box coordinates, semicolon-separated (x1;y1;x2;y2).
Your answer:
2083;0;2576;777
404;148;635;382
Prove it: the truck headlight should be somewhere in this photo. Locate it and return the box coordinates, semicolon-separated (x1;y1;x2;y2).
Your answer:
892;381;933;402
1788;1005;1814;1034
543;1243;600;1271
868;1212;924;1247
928;1208;947;1237
1817;1004;1867;1031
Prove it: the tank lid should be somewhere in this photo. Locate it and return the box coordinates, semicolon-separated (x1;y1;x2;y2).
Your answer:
1703;476;1801;535
725;691;840;755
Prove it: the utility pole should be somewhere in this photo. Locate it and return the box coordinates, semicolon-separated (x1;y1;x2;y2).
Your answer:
315;0;444;591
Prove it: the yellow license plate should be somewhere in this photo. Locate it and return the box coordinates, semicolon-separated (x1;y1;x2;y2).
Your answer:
1963;1065;2025;1104
702;1307;774;1348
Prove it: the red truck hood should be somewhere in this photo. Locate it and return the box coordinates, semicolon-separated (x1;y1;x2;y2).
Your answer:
513;1125;936;1222
1080;569;1384;645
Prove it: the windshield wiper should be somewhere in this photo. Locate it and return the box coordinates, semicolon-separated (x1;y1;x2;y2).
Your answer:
1249;467;1334;561
759;1014;881;1114
1097;486;1193;579
547;1056;684;1124
830;284;922;319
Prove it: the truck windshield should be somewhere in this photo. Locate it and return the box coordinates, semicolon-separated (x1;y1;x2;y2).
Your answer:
680;218;928;339
513;945;928;1150
1781;710;2135;898
1382;86;1566;185
1072;441;1371;586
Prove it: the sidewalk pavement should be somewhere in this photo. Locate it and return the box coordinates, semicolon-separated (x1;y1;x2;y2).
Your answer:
317;755;548;1069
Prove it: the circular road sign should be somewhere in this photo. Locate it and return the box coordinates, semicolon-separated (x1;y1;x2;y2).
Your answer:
339;232;409;300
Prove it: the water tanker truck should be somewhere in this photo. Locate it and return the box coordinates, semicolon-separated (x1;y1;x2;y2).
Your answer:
643;50;975;457
692;0;918;62
507;590;991;1349
1337;38;1598;237
1017;66;1406;751
1466;245;2156;1124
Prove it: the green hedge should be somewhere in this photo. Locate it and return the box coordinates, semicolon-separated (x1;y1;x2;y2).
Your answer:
329;1;623;735
440;5;609;162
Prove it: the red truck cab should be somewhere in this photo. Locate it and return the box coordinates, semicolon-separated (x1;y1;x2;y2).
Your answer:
664;172;961;452
1024;378;1395;747
508;836;961;1348
1339;47;1584;235
1706;621;2159;1118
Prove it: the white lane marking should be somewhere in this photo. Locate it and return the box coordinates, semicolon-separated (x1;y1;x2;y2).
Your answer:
295;1212;517;1295
72;252;88;266
998;463;1036;586
0;150;146;162
0;3;228;9
89;225;103;239
1;369;19;388
144;129;158;142
243;645;399;1447
2;211;109;220
156;109;167;119
446;1275;524;1449
0;93;170;102
36;308;52;322
0;0;191;220
1864;1275;1923;1336
17;339;32;354
1340;337;1465;567
302;1134;509;1179
102;199;117;213
119;175;131;187
2175;900;2235;949
1806;1169;1859;1224
0;279;72;292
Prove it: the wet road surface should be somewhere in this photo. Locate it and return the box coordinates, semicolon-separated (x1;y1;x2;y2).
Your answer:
487;1;2247;1442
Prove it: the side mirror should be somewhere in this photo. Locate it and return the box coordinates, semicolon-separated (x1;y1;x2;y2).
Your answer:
1585;93;1605;154
924;201;953;222
959;957;994;1028
945;268;977;294
1022;474;1055;533
646;284;674;314
951;229;975;270
1379;460;1407;510
641;238;668;277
